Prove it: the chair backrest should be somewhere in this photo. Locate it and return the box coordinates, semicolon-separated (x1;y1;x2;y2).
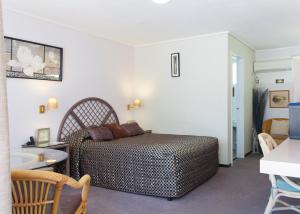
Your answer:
258;133;278;156
11;170;68;214
11;170;90;214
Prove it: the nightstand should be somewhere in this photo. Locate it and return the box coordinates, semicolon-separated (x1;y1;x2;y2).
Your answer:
22;142;70;175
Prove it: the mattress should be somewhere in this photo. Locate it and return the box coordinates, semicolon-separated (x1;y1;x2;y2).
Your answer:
66;130;219;198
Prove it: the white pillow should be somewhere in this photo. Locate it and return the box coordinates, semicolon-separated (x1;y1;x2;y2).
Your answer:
270;119;289;136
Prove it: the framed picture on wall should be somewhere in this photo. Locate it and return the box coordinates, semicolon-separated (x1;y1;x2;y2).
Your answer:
269;90;290;108
4;36;63;81
171;53;180;77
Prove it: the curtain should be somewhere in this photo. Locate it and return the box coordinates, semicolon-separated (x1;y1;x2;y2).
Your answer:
0;0;12;213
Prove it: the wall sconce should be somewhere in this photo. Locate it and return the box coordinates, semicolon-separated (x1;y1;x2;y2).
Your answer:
39;98;58;113
127;99;142;111
39;105;46;113
276;79;285;84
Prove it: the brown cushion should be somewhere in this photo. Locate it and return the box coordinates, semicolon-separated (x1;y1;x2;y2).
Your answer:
87;126;113;141
270;119;289;135
59;186;82;214
104;123;129;139
121;122;145;137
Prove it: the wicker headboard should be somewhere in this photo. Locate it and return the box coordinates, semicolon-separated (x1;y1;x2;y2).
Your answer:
57;97;119;141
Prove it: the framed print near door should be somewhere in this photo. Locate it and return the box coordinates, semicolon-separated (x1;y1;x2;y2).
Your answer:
269;90;290;108
171;53;180;77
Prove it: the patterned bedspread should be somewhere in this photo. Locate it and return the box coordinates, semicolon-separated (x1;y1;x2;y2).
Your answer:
65;131;219;198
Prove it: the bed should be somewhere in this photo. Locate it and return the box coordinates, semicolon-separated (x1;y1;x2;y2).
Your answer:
58;97;219;199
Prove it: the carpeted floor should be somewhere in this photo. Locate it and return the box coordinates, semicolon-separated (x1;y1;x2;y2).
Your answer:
85;154;295;214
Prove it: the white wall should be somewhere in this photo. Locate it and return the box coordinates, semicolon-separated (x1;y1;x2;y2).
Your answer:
228;35;255;158
3;11;256;165
3;10;134;149
255;46;300;119
255;46;300;61
133;32;231;164
255;71;293;120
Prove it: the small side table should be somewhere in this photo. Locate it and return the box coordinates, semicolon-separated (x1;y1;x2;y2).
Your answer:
22;142;70;175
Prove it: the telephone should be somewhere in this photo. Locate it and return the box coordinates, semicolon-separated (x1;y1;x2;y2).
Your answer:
22;136;36;147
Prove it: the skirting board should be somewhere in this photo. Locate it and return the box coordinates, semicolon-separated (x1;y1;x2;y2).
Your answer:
219;164;231;168
219;152;253;168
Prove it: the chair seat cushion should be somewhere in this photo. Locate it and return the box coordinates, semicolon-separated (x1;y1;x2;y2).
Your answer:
276;177;300;192
271;134;288;145
59;186;81;214
271;134;288;140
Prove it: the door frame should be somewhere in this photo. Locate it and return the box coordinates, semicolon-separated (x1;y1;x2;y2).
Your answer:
230;53;245;164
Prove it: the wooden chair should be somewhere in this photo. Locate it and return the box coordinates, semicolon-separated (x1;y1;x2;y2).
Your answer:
258;133;300;214
11;169;91;214
262;118;289;145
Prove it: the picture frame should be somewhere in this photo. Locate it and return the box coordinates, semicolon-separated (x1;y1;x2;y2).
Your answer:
4;36;63;81
36;128;50;147
171;53;180;77
269;90;290;108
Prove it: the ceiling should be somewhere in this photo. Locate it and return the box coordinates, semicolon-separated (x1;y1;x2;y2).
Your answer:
3;0;300;49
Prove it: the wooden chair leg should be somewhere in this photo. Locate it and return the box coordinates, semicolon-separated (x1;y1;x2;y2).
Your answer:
264;190;276;214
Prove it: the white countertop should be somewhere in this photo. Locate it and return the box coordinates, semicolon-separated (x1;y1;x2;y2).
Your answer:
260;138;300;178
11;148;68;170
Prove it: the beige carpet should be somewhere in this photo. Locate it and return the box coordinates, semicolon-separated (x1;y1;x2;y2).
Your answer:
83;154;296;214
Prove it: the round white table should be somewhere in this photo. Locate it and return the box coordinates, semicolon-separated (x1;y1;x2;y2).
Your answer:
11;148;68;170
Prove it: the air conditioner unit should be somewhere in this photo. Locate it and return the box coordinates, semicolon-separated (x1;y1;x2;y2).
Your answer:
254;59;292;73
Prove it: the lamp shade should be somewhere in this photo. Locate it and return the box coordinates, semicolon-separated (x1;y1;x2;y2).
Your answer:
47;98;58;110
133;99;142;107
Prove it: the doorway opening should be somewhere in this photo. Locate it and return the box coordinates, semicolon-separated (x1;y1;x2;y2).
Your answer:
231;55;244;161
232;56;238;159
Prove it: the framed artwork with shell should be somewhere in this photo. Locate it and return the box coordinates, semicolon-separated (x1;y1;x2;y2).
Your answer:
269;90;290;108
4;36;63;81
